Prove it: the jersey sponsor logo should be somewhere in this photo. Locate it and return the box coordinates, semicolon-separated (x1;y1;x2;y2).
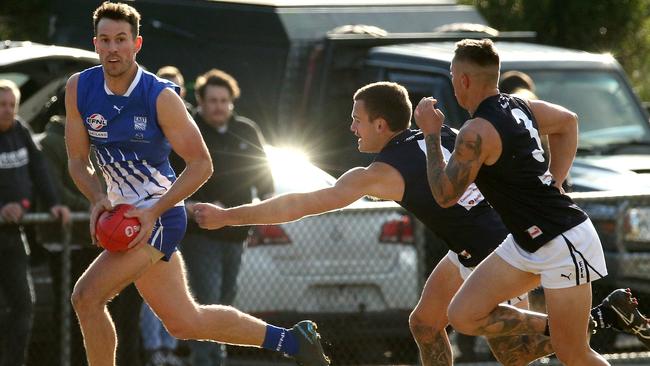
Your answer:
526;225;543;239
457;183;484;210
0;147;28;169
88;130;108;138
134;116;147;131
87;113;107;130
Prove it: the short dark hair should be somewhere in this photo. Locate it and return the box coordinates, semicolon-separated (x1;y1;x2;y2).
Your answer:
93;2;141;39
157;66;184;86
499;70;535;94
353;82;412;132
453;38;500;68
195;69;241;101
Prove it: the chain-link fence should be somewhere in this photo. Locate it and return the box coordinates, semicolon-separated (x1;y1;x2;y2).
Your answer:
2;191;650;366
226;207;425;366
0;213;143;366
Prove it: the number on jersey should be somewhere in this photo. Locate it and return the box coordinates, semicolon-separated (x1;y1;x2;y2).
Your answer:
511;108;545;163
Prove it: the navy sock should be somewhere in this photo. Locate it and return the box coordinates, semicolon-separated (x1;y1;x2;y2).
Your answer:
262;325;299;356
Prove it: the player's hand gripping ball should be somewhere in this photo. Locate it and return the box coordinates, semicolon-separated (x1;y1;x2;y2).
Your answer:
96;204;141;252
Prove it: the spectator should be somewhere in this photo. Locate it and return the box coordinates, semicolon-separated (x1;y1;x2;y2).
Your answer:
38;113;99;366
174;68;274;366
38;85;144;366
0;79;70;366
499;70;538;99
156;65;194;114
138;65;193;366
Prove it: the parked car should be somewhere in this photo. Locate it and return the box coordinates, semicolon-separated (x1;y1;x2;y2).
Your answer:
233;145;421;364
0;40;98;366
0;40;99;132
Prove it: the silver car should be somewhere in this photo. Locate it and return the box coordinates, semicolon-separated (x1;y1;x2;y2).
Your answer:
233;145;422;363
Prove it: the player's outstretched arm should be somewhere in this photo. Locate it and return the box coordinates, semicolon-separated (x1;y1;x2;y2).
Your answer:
194;163;399;230
529;99;578;187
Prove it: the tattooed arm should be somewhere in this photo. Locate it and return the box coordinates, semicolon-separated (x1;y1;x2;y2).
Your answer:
414;97;501;208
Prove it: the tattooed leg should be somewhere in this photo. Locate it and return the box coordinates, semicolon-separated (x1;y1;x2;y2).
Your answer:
448;253;544;337
411;323;453;366
482;295;553;365
487;334;553;366
409;256;464;366
484;311;597;366
482;295;552;366
475;304;548;337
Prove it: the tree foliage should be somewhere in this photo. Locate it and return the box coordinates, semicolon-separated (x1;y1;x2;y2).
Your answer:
461;0;650;100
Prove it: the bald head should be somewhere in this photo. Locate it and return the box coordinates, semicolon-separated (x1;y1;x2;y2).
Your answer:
453;39;500;86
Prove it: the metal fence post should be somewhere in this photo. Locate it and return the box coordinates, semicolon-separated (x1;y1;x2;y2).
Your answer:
60;219;72;366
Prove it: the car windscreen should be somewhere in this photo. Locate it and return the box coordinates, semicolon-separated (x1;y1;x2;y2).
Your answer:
525;70;650;149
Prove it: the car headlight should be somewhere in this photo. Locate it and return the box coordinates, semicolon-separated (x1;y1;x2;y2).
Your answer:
624;207;650;242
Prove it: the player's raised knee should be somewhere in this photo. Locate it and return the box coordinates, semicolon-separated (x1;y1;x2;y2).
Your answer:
409;306;447;335
408;309;424;334
70;281;102;313
447;299;478;335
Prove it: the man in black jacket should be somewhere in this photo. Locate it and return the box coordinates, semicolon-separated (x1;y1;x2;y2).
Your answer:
0;79;70;366
172;69;274;366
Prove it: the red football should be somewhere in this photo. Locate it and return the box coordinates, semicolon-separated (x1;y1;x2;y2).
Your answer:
96;204;141;252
